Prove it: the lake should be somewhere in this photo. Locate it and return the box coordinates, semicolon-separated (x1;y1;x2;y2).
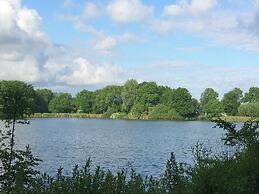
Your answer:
13;118;226;176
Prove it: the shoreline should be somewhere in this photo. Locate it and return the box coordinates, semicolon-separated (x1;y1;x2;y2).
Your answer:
30;113;257;122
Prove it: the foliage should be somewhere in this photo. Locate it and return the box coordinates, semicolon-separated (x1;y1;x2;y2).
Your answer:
34;89;54;113
74;90;94;113
222;88;243;116
242;87;259;103
238;102;259;117
0;133;41;193
203;99;223;117
159;86;174;106
192;98;202;116
7;79;258;119
0;80;40;193
48;93;75;113
93;86;122;114
135;82;160;110
200;88;219;112
129;102;146;119
121;79;138;113
170;88;196;118
148;104;182;120
0;81;35;120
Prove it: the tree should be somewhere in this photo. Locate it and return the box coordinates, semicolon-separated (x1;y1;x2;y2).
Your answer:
192;98;202;116
135;82;160;110
34;89;54;113
75;90;94;113
222;88;243;116
203;99;223;117
48;93;75;113
159;86;174;106
238;102;259;117
242;87;259;103
93;86;122;114
0;81;40;192
170;88;196;118
130;102;146;119
121;79;138;113
200;88;219;111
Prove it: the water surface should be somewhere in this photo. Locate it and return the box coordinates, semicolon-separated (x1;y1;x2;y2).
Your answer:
14;118;225;176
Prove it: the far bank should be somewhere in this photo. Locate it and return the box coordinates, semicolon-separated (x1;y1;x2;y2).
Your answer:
31;113;258;122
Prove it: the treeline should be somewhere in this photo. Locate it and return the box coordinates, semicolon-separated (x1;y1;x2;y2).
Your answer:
34;80;259;119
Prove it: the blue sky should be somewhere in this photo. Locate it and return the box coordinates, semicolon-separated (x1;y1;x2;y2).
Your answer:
0;0;259;98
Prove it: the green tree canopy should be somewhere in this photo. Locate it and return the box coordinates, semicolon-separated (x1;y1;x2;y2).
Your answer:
159;86;174;106
242;87;259;103
222;88;243;116
48;93;75;113
93;86;122;114
238;102;259;117
136;82;160;110
192;98;202;116
121;79;138;113
200;88;219;112
203;99;223;117
170;88;196;118
34;89;54;113
0;80;35;120
75;90;94;113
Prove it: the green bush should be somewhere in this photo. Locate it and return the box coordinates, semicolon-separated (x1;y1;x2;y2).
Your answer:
238;102;259;117
148;104;183;120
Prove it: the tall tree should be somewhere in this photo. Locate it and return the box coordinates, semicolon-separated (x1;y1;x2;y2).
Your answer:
159;86;174;106
48;93;75;113
121;79;138;113
222;88;243;116
93;86;122;114
200;88;219;112
242;87;259;103
34;89;54;113
135;82;160;110
238;102;259;117
75;90;94;113
170;88;195;118
203;99;223;117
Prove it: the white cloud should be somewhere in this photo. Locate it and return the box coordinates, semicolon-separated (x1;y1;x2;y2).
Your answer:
0;55;40;82
0;0;47;82
160;0;259;52
163;0;217;16
151;19;175;33
189;0;217;15
107;0;153;24
57;57;124;85
94;36;117;55
0;0;125;86
83;2;102;19
164;4;184;16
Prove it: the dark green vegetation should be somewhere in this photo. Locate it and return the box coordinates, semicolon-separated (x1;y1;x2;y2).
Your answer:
31;79;259;119
0;80;259;193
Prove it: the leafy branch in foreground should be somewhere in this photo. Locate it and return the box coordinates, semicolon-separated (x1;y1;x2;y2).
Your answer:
0;81;41;193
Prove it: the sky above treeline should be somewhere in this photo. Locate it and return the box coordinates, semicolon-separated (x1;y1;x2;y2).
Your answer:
0;0;259;98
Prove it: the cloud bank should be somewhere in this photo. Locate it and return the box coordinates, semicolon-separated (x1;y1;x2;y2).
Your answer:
0;0;124;86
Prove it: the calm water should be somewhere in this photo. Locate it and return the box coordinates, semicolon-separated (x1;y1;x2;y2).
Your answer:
13;118;226;176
